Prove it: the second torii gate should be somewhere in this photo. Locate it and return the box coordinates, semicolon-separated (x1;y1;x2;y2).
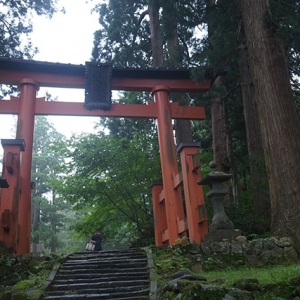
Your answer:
0;58;211;253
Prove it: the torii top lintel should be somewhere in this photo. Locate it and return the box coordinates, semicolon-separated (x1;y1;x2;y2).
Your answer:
0;58;211;92
0;58;211;120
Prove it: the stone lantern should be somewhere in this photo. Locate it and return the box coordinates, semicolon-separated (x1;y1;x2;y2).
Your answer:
197;161;241;242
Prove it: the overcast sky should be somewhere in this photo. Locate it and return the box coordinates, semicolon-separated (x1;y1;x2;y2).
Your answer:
0;0;102;142
32;0;99;65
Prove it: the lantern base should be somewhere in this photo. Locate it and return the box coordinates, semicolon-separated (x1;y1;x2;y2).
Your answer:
203;229;241;243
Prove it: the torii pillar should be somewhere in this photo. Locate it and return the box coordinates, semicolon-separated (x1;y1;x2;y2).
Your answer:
16;78;39;254
152;85;186;245
0;139;25;252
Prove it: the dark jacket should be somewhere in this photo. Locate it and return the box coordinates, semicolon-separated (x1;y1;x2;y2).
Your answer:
91;232;102;251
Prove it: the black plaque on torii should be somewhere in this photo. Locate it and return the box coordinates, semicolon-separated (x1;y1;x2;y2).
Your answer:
84;62;112;111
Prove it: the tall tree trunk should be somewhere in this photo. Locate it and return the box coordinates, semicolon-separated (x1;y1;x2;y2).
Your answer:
205;0;231;172
31;196;40;244
241;0;300;251
238;44;270;233
161;0;193;145
148;0;163;67
174;95;193;144
211;77;230;172
210;77;232;209
50;192;57;253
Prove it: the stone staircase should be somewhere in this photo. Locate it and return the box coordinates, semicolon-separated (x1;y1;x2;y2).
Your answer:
42;248;156;300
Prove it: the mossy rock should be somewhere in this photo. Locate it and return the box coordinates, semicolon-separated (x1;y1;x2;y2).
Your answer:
180;282;228;300
0;289;31;300
233;278;261;291
202;253;247;271
259;282;295;299
180;282;255;300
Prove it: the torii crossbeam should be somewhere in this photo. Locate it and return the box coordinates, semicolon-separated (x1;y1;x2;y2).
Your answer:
0;58;211;253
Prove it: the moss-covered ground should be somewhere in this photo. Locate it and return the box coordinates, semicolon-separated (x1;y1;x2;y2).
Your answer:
0;251;64;300
151;245;300;299
0;244;299;299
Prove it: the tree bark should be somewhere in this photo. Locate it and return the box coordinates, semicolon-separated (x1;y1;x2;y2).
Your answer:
50;193;57;253
205;0;231;172
161;0;193;144
210;77;230;172
148;1;163;67
31;196;40;244
238;44;270;233
241;0;300;250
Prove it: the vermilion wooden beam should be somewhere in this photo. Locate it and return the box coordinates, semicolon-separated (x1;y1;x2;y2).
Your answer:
16;79;39;254
151;182;166;246
0;70;83;89
0;70;211;92
0;97;206;120
0;139;25;253
178;143;208;244
0;58;212;92
152;85;187;245
112;78;211;93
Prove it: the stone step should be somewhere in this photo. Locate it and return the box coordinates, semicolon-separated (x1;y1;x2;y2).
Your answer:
54;271;148;282
65;256;147;264
42;247;153;300
46;287;149;297
64;256;147;264
58;267;148;275
60;262;147;271
68;254;147;260
63;256;148;263
71;249;143;256
71;248;145;257
48;279;150;291
43;289;149;299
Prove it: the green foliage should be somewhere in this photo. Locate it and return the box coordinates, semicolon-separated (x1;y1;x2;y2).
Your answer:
0;256;14;267
13;270;48;290
53;127;161;248
0;253;64;300
152;245;191;276
223;156;270;234
99;92;157;139
55;211;87;254
31;116;69;252
92;0;150;66
203;265;300;288
256;294;286;300
92;0;207;67
209;265;300;299
152;244;300;299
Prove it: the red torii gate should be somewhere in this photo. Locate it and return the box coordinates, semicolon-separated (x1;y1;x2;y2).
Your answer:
0;58;211;253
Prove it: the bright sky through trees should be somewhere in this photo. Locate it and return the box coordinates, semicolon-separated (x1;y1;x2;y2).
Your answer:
0;0;101;144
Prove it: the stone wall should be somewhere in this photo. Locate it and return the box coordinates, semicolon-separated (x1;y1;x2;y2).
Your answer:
190;236;299;270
